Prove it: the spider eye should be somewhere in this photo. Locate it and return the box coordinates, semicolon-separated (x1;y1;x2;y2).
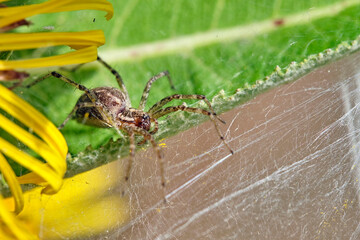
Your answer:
139;115;151;131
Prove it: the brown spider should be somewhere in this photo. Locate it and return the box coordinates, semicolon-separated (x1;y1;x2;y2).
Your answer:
27;56;233;199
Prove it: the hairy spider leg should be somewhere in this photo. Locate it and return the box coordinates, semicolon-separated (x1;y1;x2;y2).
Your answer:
26;72;94;99
26;71;117;130
126;128;135;182
138;71;175;111
137;118;159;146
152;100;233;154
96;56;131;105
59;63;85;72
149;94;226;124
122;123;167;202
149;118;159;135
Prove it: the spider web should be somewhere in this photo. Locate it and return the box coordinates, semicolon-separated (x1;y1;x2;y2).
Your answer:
5;0;360;238
87;49;360;239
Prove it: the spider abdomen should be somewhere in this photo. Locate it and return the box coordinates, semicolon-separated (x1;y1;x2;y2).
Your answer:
74;86;128;128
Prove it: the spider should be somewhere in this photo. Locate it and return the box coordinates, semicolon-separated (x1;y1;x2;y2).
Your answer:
27;56;233;199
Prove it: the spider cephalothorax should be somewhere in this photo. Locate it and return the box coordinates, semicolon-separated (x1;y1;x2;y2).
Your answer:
130;110;152;131
27;56;233;201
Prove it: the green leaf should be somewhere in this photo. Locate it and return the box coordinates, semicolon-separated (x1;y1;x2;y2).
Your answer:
8;0;360;175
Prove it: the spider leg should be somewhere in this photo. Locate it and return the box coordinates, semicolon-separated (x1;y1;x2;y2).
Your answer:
125;128;136;182
25;72;52;88
138;71;175;111
137;138;147;146
58;103;82;130
149;118;159;135
26;71;117;129
137;118;159;145
58;102;111;129
153;104;233;154
122;123;167;202
149;94;226;124
97;56;131;105
26;71;93;97
59;63;85;72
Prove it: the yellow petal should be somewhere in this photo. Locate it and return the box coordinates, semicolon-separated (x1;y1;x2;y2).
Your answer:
0;228;15;240
0;84;67;194
4;160;130;239
0;84;67;160
0;114;64;176
0;195;38;240
0;153;23;214
0;30;105;51
0;0;113;28
0;44;98;69
16;171;49;185
0;138;63;193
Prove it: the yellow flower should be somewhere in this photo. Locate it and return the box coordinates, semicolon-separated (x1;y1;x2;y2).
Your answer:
3;160;130;240
0;0;118;239
0;0;113;70
0;84;66;239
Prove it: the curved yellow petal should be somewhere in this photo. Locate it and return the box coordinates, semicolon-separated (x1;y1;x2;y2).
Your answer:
0;45;98;70
48;0;114;20
0;138;63;193
4;159;130;239
0;30;105;51
16;171;50;185
0;0;113;28
0;195;38;240
0;84;67;162
0;153;23;214
0;0;115;238
0;228;15;240
0;84;67;194
0;114;64;176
